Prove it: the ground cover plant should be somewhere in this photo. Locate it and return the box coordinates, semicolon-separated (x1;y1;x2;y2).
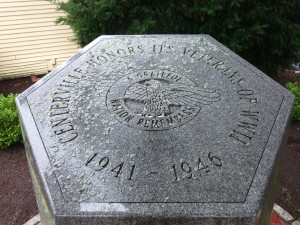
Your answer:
0;94;22;149
286;82;300;121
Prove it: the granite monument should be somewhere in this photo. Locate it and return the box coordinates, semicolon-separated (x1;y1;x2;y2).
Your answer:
16;35;294;225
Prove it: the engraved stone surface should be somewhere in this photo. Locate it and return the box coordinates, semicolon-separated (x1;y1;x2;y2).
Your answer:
16;35;294;225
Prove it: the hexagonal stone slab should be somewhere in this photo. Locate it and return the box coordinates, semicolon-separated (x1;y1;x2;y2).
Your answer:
16;35;294;225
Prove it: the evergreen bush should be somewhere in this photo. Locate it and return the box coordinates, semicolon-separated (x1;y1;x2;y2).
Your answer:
0;94;22;149
54;0;300;76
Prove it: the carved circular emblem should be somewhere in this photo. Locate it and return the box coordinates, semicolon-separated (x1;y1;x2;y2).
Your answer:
106;70;220;131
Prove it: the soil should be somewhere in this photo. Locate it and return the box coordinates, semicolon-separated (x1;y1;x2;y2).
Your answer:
0;72;299;225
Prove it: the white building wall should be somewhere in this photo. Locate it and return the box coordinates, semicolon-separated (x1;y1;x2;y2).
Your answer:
0;0;79;80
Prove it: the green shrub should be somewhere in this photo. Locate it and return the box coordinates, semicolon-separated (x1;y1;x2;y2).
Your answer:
54;0;300;76
0;94;22;149
285;82;300;121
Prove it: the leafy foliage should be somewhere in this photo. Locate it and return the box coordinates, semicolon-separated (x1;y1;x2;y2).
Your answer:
285;82;300;121
0;94;22;149
54;0;300;76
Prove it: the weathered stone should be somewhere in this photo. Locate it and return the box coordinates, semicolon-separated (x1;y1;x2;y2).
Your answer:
23;214;41;225
16;35;294;225
274;203;294;222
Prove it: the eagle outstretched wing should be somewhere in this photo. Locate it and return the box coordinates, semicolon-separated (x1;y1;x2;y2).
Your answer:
125;83;148;101
124;81;220;108
163;83;220;107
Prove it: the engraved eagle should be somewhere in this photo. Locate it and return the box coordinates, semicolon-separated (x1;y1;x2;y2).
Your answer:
124;79;220;117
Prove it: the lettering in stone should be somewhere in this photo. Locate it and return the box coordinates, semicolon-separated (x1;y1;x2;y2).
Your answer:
229;110;260;145
238;89;258;103
85;151;222;182
136;70;182;82
85;153;136;180
49;67;87;143
171;152;223;181
86;45;144;66
183;47;245;86
153;44;175;54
